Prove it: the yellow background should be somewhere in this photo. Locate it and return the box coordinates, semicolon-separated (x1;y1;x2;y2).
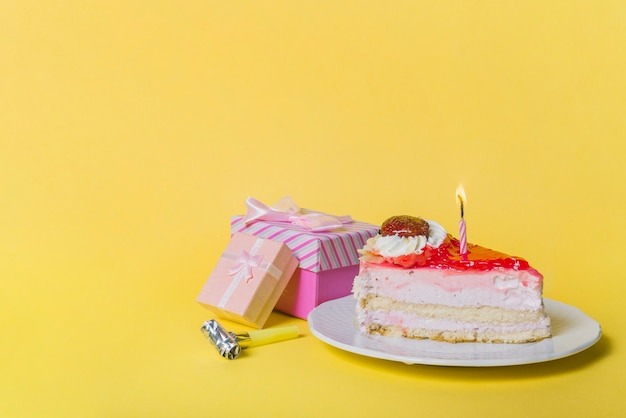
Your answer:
1;1;624;417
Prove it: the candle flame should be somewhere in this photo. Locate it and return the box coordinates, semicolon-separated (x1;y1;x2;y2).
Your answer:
456;185;467;218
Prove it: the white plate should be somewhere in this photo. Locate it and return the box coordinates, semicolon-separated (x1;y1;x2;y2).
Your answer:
308;296;601;367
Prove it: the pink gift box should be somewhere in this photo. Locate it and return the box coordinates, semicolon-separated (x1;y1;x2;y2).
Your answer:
231;215;379;319
196;232;299;328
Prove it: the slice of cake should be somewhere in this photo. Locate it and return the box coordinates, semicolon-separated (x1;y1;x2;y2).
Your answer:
352;215;551;343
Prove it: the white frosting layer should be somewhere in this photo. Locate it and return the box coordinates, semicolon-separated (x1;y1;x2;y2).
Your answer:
358;310;551;332
354;265;544;310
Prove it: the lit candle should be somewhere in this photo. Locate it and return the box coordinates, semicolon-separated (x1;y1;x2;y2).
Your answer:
456;185;468;255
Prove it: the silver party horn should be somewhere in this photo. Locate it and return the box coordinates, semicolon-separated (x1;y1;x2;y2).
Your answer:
200;319;299;360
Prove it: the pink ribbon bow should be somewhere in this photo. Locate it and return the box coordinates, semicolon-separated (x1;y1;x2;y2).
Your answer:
242;196;352;232
228;250;264;283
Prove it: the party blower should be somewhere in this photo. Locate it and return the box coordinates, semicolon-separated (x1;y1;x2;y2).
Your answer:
201;319;299;359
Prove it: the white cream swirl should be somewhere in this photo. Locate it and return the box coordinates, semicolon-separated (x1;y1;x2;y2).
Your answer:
374;234;428;257
359;220;447;261
424;220;447;248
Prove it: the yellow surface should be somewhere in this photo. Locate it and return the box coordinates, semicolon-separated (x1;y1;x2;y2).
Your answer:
1;1;624;417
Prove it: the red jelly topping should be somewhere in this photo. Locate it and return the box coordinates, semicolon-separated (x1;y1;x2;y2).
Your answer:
385;234;535;273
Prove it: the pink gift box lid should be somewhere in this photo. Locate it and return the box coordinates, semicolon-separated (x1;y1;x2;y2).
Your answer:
196;232;299;328
230;215;379;273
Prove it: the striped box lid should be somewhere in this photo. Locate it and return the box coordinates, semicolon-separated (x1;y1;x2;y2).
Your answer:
230;215;379;273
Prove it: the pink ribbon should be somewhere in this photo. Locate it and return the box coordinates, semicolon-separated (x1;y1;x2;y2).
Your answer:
218;237;284;309
228;250;264;283
242;196;352;232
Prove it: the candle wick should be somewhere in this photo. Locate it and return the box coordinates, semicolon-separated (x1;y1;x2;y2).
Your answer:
457;195;464;218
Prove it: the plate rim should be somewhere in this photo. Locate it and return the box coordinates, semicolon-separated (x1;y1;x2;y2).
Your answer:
307;296;602;367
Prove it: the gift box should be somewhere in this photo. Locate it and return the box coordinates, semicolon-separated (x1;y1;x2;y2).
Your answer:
231;197;380;319
197;232;299;328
